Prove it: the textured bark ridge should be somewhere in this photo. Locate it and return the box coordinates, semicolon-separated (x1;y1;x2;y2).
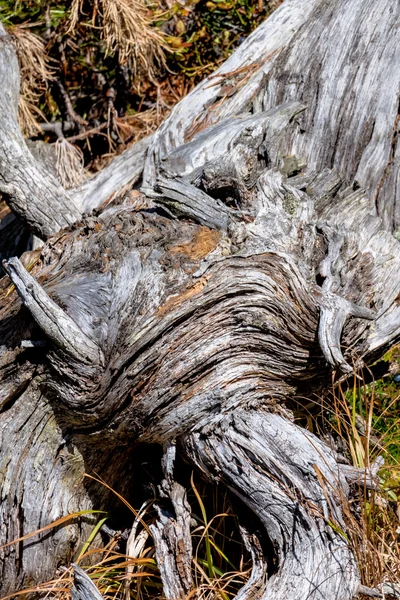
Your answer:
0;0;400;598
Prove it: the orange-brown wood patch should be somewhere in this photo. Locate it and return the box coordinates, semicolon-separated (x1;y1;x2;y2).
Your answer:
169;227;220;261
157;274;212;317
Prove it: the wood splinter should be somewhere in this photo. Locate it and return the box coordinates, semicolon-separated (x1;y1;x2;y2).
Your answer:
340;456;384;489
149;442;194;600
2;257;104;367
236;527;268;600
358;582;400;599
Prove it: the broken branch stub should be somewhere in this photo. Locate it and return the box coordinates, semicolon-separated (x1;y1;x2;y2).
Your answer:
71;564;105;600
150;443;194;600
318;291;375;373
3;257;104;366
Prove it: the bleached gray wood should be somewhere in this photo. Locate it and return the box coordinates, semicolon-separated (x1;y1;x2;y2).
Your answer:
1;0;400;598
3;257;104;366
183;411;360;600
154;177;229;229
358;583;400;599
71;564;104;600
0;383;96;591
143;0;322;188
74;135;152;214
318;292;375;373
150;443;194;600
340;456;383;490
155;102;305;184
0;24;81;238
145;0;400;231
235;528;268;600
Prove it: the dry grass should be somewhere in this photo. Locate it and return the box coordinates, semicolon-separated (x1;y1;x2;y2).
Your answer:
294;361;400;595
6;0;171;151
67;0;168;78
0;472;249;600
54;138;85;188
330;375;400;592
10;24;54;136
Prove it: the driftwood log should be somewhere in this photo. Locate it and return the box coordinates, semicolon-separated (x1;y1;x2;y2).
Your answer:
0;0;400;597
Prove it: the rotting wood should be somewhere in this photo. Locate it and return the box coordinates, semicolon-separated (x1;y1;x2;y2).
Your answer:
0;0;400;598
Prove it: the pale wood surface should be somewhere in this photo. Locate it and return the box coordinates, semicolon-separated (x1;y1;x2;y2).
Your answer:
0;0;399;597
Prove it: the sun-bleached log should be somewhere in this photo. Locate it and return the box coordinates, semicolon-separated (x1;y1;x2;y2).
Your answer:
1;0;400;597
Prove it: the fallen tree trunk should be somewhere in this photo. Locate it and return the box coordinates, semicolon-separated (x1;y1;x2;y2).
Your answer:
0;0;400;598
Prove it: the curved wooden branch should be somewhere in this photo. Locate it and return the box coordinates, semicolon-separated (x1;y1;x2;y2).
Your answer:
359;583;400;599
318;292;375;373
236;528;268;600
154;177;230;229
0;25;82;239
182;411;360;600
146;102;306;230
340;456;383;489
150;443;194;600
73;135;152;214
2;257;104;366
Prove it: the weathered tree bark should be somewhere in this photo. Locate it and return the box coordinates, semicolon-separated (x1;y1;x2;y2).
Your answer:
0;0;400;598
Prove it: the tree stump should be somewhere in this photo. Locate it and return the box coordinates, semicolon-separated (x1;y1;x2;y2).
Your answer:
0;1;400;598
